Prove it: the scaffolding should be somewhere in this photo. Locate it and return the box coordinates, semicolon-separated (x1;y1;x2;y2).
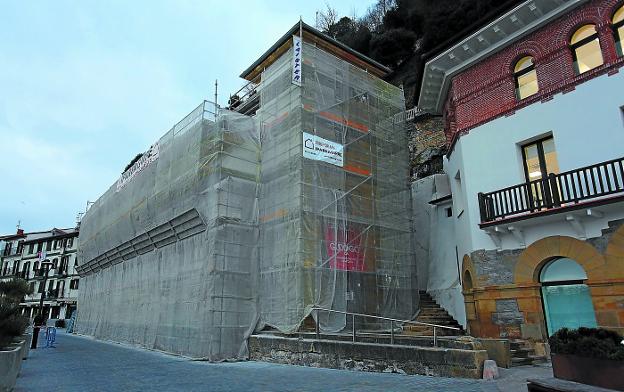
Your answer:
76;29;417;360
77;102;261;360
256;41;417;333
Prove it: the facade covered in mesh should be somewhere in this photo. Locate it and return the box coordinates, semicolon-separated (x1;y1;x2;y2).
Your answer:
76;23;417;360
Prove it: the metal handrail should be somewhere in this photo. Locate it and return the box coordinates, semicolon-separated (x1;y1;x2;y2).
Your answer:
311;306;460;347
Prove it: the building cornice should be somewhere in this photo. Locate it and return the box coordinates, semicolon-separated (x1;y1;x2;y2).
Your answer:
417;0;590;114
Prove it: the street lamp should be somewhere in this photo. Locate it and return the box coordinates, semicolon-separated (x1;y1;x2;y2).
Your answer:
31;259;52;349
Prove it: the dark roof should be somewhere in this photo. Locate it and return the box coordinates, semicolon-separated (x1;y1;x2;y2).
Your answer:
240;21;391;80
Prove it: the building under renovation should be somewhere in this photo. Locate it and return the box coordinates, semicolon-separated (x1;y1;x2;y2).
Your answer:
75;22;417;360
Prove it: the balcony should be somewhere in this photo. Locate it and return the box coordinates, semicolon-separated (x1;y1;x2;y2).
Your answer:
478;157;624;226
46;288;61;299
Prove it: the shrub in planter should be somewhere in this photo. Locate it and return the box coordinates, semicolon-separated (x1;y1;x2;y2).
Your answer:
0;279;32;350
55;319;66;328
549;327;624;360
549;327;624;391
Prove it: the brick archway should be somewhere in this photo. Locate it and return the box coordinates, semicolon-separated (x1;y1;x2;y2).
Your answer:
461;254;478;290
514;236;605;284
605;223;624;279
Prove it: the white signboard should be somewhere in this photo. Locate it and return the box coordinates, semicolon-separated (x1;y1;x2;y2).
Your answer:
292;35;302;86
116;143;160;192
302;132;343;167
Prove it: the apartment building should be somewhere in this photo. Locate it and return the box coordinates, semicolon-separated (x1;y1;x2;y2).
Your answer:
0;227;80;322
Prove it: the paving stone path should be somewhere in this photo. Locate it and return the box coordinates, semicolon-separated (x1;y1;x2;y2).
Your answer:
15;330;551;391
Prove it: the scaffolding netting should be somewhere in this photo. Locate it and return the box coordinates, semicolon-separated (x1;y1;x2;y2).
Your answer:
76;39;417;360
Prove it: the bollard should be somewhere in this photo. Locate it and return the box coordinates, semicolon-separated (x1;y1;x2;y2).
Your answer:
482;359;499;380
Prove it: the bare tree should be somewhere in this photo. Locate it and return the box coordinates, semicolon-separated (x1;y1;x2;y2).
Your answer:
316;2;338;34
361;0;397;32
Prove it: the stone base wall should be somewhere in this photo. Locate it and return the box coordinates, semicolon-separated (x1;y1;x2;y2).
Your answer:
249;335;487;379
462;220;624;341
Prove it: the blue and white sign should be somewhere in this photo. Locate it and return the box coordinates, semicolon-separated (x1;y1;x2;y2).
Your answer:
302;132;343;167
292;35;302;86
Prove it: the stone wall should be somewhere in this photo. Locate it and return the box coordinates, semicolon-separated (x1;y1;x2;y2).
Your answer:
249;335;488;379
462;220;624;340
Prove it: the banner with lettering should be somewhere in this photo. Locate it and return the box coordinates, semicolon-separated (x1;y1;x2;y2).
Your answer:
292;35;302;86
324;224;366;271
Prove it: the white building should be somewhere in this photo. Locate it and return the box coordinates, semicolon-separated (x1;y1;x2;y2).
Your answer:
0;227;80;323
413;0;624;340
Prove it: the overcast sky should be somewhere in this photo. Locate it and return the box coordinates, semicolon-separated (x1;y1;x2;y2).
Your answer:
0;1;374;234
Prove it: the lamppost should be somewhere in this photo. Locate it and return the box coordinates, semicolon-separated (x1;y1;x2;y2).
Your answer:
31;259;52;349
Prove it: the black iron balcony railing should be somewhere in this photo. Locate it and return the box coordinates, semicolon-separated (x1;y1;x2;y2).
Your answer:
478;156;624;224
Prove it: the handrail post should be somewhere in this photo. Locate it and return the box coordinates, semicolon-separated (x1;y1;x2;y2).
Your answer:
549;173;561;206
478;192;487;222
315;308;320;340
352;314;356;342
390;320;394;345
433;326;437;347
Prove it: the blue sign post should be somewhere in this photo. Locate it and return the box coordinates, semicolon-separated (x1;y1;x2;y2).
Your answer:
45;326;57;348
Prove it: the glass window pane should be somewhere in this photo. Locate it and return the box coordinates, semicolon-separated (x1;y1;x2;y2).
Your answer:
524;144;542;180
541;138;559;175
614;6;624;24
540;257;587;282
517;69;539;99
575;39;604;73
514;56;533;73
571;25;597;44
617;25;624;57
542;284;597;336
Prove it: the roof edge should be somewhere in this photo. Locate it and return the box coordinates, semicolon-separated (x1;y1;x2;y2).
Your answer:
239;21;391;80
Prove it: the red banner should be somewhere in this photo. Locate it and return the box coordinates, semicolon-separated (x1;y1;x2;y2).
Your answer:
324;225;365;271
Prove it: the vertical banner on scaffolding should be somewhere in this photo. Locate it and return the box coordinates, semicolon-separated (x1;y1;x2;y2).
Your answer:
292;35;302;86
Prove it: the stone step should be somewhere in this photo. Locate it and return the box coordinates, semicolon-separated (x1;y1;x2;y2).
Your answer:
510;348;533;358
510;355;548;367
511;357;534;366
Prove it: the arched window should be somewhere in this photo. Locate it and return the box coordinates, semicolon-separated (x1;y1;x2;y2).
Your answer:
614;5;624;57
540;258;597;335
514;56;539;100
570;24;604;74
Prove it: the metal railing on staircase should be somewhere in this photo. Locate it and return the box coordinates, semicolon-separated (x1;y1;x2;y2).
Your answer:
311;306;461;347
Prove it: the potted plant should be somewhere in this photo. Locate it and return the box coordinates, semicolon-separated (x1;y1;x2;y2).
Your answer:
549;327;624;391
0;279;32;391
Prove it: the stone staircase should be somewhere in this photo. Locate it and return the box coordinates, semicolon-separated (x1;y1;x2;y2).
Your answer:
510;339;547;366
404;291;465;336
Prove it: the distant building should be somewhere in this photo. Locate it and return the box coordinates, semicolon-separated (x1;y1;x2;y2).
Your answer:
0;227;80;322
413;0;624;340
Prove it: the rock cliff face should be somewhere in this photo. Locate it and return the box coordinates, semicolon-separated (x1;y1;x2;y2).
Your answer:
386;53;447;180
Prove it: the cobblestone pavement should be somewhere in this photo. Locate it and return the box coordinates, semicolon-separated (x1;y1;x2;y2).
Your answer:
15;330;551;392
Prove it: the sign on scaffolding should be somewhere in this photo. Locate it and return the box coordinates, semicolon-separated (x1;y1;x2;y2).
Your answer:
116;143;160;192
302;132;343;167
292;35;302;86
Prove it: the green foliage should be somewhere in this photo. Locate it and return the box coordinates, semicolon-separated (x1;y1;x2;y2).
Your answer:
0;278;31;350
318;0;524;68
370;28;417;67
0;279;32;300
549;327;624;361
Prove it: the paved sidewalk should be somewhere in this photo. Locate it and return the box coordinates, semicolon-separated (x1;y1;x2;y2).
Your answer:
15;330;550;391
